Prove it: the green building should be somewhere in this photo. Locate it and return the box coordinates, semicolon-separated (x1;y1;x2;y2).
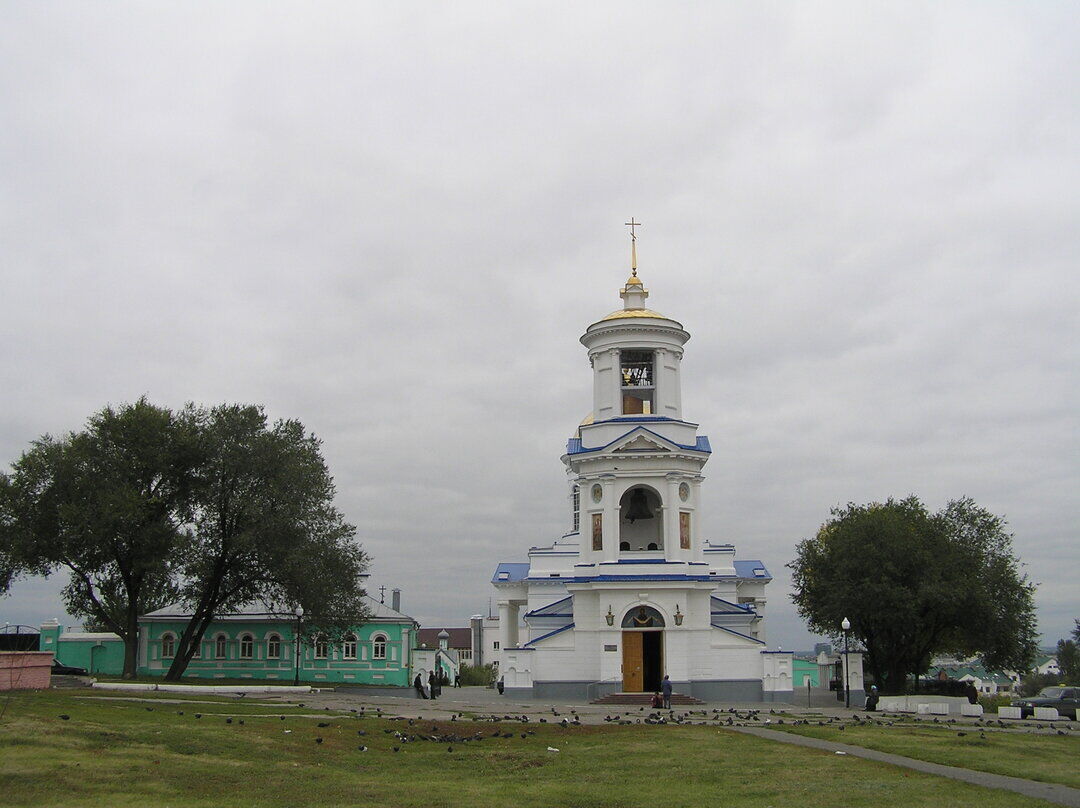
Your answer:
40;594;419;687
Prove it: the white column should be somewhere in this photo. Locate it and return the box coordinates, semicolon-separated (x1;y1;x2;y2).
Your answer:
610;348;622;416
602;476;618;562
665;474;681;559
498;601;512;660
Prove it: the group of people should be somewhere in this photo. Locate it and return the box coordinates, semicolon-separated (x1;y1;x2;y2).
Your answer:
413;669;457;699
650;675;674;710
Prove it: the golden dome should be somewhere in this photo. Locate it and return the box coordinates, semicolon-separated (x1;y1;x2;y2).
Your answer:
601;308;666;321
625;274;643;286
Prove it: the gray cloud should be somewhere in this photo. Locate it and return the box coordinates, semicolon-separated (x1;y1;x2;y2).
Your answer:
1;2;1077;648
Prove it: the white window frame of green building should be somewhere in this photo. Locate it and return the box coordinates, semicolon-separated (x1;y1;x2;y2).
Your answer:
239;633;254;659
215;633;227;659
342;634;358;660
161;632;176;659
372;634;387;660
314;635;328;659
266;634;281;659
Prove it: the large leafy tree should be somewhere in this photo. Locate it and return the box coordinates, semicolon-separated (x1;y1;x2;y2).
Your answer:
163;404;370;680
789;496;1037;693
0;399;195;677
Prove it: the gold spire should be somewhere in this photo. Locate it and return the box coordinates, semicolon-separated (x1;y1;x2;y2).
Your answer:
624;218;642;285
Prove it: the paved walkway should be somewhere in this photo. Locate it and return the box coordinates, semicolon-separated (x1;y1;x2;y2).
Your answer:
729;725;1080;807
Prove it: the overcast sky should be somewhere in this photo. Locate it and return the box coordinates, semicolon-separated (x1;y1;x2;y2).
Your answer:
1;2;1077;650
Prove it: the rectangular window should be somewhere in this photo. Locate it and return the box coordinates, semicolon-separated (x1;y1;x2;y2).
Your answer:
342;635;357;660
266;636;281;659
493;642;500;650
592;513;603;551
680;512;691;550
572;485;580;532
372;637;387;659
314;637;328;659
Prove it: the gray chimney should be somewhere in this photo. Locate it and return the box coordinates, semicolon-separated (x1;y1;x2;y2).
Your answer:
391;588;401;612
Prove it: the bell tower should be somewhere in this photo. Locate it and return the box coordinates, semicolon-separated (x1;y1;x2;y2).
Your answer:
564;238;710;568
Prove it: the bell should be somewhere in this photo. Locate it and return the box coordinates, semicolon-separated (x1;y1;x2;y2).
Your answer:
625;488;653;523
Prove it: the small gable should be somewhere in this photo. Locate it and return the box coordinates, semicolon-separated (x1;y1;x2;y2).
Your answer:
613;435;669;453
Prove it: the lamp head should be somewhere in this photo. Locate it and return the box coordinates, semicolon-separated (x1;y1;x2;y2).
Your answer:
841;617;851;631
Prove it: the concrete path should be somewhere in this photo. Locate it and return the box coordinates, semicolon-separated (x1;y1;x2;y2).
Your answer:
729;725;1080;807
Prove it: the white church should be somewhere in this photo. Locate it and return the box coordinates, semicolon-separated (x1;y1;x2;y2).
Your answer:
493;247;797;702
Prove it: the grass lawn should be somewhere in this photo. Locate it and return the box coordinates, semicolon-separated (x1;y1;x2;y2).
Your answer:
0;690;1061;808
770;721;1080;789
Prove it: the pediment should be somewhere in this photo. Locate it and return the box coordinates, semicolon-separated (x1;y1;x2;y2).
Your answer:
613;435;670;453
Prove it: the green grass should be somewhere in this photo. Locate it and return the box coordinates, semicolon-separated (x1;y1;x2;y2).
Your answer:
770;721;1080;788
0;690;1062;807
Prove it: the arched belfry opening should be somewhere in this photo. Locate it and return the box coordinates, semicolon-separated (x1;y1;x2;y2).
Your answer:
619;486;663;551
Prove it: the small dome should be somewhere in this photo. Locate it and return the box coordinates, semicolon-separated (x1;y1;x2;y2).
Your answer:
601;308;666;321
625;273;643;286
437;629;450;639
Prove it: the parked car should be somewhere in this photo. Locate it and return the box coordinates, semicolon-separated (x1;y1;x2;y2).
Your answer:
1011;687;1079;719
51;660;88;676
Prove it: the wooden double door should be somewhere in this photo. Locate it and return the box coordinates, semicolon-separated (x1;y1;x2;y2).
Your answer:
622;630;663;692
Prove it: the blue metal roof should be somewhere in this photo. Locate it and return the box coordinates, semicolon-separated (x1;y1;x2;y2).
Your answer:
492;563;530;584
733;560;772;580
565;425;711;456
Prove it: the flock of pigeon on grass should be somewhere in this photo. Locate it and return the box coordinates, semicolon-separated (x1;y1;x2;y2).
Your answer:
53;701;1072;757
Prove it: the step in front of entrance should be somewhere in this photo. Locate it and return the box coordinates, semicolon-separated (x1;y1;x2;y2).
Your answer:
591;692;704;706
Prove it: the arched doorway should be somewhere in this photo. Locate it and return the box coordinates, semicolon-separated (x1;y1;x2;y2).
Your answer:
621;606;665;692
618;486;663;551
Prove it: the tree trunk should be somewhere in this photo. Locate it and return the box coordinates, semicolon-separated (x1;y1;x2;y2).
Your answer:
123;609;140;678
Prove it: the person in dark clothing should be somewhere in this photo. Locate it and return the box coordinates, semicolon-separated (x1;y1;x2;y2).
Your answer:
965;681;979;705
414;673;427;699
865;685;879;711
651;692;663;709
661;675;673;709
497;675;504;695
428;671;438;700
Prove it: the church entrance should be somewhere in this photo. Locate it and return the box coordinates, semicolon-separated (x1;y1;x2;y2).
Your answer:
621;630;663;692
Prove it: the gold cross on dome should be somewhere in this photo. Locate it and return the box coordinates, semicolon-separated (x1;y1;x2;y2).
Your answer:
624;218;641;241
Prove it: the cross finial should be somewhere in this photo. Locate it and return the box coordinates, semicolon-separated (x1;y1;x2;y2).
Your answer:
379;585;386;604
624;218;641;272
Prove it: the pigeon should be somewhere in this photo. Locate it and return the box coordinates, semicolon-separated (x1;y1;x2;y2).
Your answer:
146;707;154;712
225;718;232;724
357;730;367;736
359;745;368;752
957;732;966;737
280;716;286;721
315;738;323;744
318;722;330;728
392;746;399;752
59;715;70;721
239;720;244;726
447;746;453;753
195;714;202;719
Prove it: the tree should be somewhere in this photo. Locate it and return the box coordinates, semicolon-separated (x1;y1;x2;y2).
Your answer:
163;404;370;679
789;496;1037;694
0;399;195;677
1057;619;1080;685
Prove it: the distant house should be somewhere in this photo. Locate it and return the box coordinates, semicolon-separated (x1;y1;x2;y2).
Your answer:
416;628;473;665
931;664;1017;695
1034;654;1060;677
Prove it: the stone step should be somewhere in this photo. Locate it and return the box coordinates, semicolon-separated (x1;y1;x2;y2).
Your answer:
50;675;94;689
591;692;704;705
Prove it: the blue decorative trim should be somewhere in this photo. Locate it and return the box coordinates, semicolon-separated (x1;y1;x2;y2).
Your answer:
523;623;575;647
566;425;712;456
524;596;573;618
528;574;714;583
713;625;766;645
710;596;754;613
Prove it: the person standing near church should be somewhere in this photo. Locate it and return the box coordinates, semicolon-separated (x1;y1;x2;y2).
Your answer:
661;675;673;709
414;673;427;699
428;670;438;700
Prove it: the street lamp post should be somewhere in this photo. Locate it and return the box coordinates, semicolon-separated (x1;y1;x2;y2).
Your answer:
841;617;851;709
293;605;304;686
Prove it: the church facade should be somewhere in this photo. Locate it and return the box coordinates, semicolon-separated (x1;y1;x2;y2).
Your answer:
492;263;794;702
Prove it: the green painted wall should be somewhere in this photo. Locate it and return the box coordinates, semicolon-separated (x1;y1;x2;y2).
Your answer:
793;658;819;688
39;624;126;675
139;619;414;687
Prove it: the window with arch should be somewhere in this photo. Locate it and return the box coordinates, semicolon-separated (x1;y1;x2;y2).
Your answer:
239;633;254;659
215;634;227;659
161;633;175;658
342;633;357;660
266;634;281;659
314;635;328;659
372;634;388;660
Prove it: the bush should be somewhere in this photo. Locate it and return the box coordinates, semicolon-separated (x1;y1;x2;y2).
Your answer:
457;663;495;687
979;694;1013;714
